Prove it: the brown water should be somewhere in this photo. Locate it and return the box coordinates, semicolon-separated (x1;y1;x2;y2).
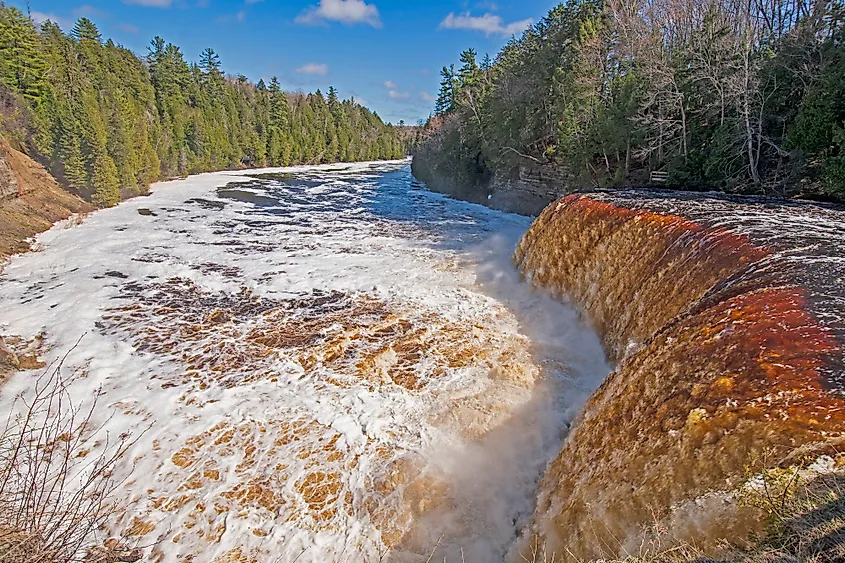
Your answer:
514;192;845;560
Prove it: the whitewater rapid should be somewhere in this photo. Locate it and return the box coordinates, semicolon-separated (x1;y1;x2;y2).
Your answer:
0;161;609;562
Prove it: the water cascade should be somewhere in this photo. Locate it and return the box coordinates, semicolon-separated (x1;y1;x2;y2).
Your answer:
514;191;845;559
0;163;611;562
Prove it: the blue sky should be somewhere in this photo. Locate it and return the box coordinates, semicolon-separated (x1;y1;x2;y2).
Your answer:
9;0;555;124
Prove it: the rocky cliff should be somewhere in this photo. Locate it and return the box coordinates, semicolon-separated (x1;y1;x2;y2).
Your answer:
0;147;19;201
411;149;566;216
514;191;845;560
0;138;92;262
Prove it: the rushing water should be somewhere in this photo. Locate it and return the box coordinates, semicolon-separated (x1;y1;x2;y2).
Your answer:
0;161;609;562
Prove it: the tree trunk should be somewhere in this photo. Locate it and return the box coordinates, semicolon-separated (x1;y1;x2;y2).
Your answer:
743;41;761;186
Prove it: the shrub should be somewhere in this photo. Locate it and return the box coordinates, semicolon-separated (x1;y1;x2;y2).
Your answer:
0;358;144;562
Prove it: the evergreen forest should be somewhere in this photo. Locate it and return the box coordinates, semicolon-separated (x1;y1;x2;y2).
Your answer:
0;4;406;206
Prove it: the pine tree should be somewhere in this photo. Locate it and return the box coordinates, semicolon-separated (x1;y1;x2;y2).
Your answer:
91;155;120;206
0;5;47;101
71;18;101;43
199;48;221;77
327;86;339;106
0;4;408;206
435;65;455;115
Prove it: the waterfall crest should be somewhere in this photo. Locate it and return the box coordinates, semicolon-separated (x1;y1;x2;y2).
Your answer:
514;191;845;559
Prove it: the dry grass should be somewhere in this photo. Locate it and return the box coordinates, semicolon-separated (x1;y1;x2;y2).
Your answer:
736;460;845;563
484;454;842;563
0;353;145;562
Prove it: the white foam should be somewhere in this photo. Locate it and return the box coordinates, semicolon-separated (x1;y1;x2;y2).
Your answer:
0;161;610;562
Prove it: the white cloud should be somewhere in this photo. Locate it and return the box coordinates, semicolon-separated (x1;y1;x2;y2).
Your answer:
383;80;410;100
74;5;110;19
215;10;247;23
117;23;141;34
296;63;329;76
30;11;71;28
382;80;409;99
122;0;172;7
420;92;435;102
439;12;532;37
295;0;382;28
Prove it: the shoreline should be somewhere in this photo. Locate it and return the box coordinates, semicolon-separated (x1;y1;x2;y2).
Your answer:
0;156;412;266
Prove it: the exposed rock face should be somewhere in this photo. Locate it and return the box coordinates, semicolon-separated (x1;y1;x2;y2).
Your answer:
411;150;566;216
486;164;568;216
514;191;845;560
0;147;19;200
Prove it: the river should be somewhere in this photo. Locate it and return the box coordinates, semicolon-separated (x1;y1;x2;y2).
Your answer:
0;161;609;562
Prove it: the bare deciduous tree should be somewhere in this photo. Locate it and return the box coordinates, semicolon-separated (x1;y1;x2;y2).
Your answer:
0;355;145;563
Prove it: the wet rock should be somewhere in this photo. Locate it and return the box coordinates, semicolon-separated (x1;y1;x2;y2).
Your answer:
186;197;225;210
93;271;129;280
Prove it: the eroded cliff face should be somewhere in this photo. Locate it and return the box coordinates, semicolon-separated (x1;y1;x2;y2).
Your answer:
0;149;19;201
411;150;566;216
514;191;845;560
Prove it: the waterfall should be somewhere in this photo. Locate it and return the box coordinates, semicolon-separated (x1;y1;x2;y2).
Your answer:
513;192;845;560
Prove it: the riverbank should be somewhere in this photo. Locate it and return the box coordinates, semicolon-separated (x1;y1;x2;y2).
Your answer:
411;151;565;216
0;139;92;264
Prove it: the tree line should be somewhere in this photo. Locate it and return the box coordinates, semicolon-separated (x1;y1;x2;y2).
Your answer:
0;4;406;206
421;0;845;201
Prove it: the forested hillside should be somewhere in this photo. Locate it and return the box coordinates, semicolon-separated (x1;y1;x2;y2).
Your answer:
418;0;845;201
0;4;405;206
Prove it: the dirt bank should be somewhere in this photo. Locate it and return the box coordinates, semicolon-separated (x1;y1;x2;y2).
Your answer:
0;138;93;263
